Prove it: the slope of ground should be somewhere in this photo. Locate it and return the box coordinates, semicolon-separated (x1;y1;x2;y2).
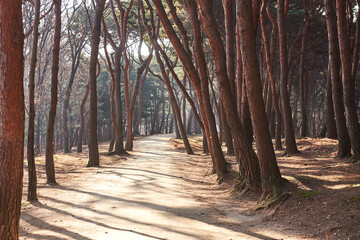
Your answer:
20;134;306;240
171;135;360;240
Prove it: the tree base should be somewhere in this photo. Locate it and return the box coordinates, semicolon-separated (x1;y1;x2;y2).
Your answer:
46;181;58;186
280;149;301;157
335;150;352;158
106;149;129;156
275;146;284;151
347;155;360;163
254;192;290;211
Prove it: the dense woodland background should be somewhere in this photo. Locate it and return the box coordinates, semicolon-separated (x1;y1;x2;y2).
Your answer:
1;0;360;238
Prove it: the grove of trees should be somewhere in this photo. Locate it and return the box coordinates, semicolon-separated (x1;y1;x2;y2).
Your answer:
1;0;360;238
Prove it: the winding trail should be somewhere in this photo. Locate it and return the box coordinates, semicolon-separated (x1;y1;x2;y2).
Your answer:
20;135;276;240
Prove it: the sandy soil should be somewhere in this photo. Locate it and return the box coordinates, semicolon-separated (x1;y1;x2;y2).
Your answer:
19;135;287;240
20;134;360;240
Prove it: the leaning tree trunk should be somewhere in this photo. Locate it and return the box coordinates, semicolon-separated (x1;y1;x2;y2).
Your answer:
0;0;25;238
87;0;106;167
126;54;152;150
260;0;282;149
155;51;194;154
45;0;61;183
336;0;360;159
277;0;299;154
63;47;82;153
133;69;148;137
27;0;41;201
184;0;228;178
324;0;351;157
149;0;227;179
237;0;283;197
198;0;262;189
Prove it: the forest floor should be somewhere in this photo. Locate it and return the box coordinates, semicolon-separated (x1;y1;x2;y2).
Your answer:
171;135;360;240
19;134;360;240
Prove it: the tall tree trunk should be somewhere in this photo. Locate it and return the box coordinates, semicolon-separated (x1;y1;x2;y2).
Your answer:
150;0;227;179
63;45;83;153
198;0;262;188
324;0;351;157
87;0;106;167
182;76;187;131
223;0;235;155
126;54;152;149
237;0;283;197
36;113;41;154
221;100;235;155
27;0;40;201
260;0;282;149
0;1;24;237
299;11;309;137
133;69;148;137
172;108;181;139
155;51;194;154
336;0;360;159
326;67;337;139
113;48;126;154
45;0;61;183
241;81;254;144
123;53;132;148
236;25;243;118
77;84;89;153
277;0;299;154
184;0;228;178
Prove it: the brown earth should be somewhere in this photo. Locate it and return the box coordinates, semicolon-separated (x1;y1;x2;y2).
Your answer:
171;135;360;240
19;134;360;239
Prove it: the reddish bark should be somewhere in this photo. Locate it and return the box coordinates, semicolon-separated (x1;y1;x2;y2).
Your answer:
324;0;351;157
299;3;310;137
277;0;299;154
198;0;262;188
150;0;228;178
141;1;193;154
336;0;360;159
326;66;337;139
183;0;228;177
237;0;283;196
260;0;282;149
0;0;24;238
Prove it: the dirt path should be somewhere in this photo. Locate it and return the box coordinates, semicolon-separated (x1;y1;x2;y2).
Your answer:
20;135;298;240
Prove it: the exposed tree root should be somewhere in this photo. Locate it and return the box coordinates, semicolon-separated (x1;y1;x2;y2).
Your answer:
335;150;352;158
46;181;58;186
255;192;290;211
230;180;261;199
347;155;360;163
281;150;301;157
106;150;129;156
